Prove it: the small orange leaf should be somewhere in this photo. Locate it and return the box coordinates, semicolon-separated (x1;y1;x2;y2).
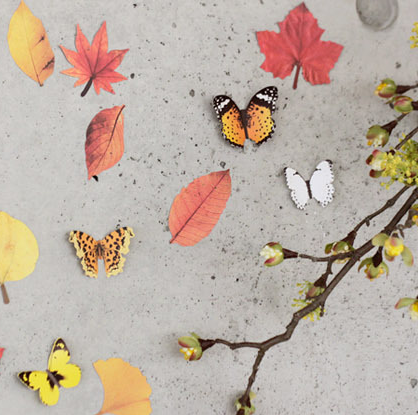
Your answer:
85;105;125;180
93;358;152;415
7;1;54;86
169;170;231;246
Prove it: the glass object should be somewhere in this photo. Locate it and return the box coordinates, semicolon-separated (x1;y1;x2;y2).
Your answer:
356;0;398;30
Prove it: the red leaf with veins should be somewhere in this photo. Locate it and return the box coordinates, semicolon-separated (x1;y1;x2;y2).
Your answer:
257;3;343;89
60;22;129;97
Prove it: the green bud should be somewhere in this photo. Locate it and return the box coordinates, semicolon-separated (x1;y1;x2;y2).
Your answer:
178;333;203;361
393;96;413;114
366;125;390;147
375;78;397;98
395;297;416;309
260;242;284;267
372;233;389;247
235;392;256;415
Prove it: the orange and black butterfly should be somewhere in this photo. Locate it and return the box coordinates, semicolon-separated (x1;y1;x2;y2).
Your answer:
69;227;134;278
213;86;278;147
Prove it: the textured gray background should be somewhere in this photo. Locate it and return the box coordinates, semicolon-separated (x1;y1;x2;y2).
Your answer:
0;0;418;414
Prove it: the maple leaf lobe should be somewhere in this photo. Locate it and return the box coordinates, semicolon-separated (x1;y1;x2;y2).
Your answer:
257;2;343;89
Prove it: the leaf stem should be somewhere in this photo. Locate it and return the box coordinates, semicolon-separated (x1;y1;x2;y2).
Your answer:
293;64;301;90
81;78;94;97
1;284;10;304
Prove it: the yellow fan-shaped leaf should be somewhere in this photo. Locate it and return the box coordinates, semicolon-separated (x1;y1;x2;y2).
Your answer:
0;212;39;304
94;358;152;415
7;0;54;86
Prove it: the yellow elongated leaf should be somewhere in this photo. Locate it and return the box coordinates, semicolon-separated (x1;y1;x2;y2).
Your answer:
8;0;54;86
0;212;39;304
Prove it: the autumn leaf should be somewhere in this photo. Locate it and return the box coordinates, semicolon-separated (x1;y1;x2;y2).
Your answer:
60;22;129;97
85;105;125;180
93;358;152;415
7;0;54;86
0;212;39;304
0;348;4;361
257;2;343;89
169;170;231;246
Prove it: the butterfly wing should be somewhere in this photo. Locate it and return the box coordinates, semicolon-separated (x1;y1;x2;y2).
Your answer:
99;227;135;278
309;160;334;207
69;231;99;278
213;95;247;147
18;371;60;406
48;338;81;389
284;167;310;210
245;86;278;144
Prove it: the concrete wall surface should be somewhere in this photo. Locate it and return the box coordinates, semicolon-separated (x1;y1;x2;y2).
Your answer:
0;0;417;414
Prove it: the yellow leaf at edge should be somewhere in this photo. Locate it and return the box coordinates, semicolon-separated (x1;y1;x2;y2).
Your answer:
7;0;55;86
94;358;152;415
0;212;39;284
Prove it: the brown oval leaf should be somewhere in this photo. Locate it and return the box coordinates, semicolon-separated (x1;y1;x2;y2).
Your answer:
169;170;231;246
85;105;125;180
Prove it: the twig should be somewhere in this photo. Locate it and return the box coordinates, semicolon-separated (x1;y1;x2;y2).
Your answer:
285;185;410;264
352;185;410;234
395;125;418;150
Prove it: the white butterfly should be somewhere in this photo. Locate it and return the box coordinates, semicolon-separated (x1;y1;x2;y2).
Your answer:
284;160;334;210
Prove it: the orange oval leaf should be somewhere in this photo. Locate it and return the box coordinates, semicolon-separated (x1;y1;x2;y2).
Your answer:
94;358;152;415
169;170;231;246
85;105;125;180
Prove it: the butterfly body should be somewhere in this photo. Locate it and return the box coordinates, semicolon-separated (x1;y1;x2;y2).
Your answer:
284;160;334;209
45;370;64;387
69;227;134;278
213;86;278;147
18;338;81;406
304;179;313;200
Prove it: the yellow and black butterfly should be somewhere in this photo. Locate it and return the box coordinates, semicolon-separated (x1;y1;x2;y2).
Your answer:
18;338;81;406
69;227;134;278
213;86;278;147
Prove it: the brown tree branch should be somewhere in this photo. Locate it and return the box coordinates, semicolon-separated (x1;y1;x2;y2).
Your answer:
284;185;411;263
233;187;418;411
352;185;410;234
197;186;418;413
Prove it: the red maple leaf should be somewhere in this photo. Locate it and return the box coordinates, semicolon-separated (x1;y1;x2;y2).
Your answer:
60;22;129;97
257;3;343;89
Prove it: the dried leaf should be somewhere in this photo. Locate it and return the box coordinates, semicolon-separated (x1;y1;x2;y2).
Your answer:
0;212;39;304
169;170;231;246
7;0;54;86
257;3;343;89
93;358;152;415
85;105;125;180
60;22;129;97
